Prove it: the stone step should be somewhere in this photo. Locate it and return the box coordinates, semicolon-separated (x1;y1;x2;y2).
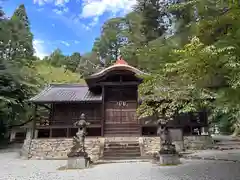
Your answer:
105;137;139;140
104;134;140;137
104;131;140;135
103;151;141;155
104;146;139;150
104;128;140;132
95;159;150;164
211;146;240;150
214;143;240;146
104;125;140;129
102;156;142;160
105;142;139;146
104;131;140;134
104;124;140;127
104;147;140;152
105;140;139;143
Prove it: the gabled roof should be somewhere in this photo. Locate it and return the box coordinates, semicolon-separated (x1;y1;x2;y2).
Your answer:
30;84;102;103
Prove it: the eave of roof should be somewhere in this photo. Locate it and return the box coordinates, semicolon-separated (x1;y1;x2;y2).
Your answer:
30;84;102;103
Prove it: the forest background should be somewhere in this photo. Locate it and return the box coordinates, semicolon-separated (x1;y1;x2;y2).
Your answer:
1;0;240;141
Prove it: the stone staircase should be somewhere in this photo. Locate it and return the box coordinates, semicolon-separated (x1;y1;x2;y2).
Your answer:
104;124;140;137
102;138;142;160
211;135;240;150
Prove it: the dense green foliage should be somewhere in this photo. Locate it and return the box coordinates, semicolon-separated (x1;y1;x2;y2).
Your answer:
0;4;87;141
92;0;240;134
1;0;240;138
136;0;240;135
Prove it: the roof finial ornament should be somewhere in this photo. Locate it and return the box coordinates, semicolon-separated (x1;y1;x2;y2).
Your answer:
118;55;122;60
115;55;128;65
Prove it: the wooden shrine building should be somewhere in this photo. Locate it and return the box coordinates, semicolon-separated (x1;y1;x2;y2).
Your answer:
29;58;208;139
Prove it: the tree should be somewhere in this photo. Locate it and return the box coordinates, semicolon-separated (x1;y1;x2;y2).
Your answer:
64;52;81;72
35;61;84;84
138;0;240;135
93;18;127;66
47;48;65;67
78;52;102;77
0;5;38;140
11;4;34;60
135;0;167;43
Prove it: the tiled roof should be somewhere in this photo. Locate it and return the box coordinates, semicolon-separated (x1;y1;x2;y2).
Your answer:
30;84;102;103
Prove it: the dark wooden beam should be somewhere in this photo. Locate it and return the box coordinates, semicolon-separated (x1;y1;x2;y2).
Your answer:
101;85;105;136
50;103;54;124
67;128;69;138
96;81;140;86
50;128;52;138
38;104;51;110
32;104;37;139
36;124;102;129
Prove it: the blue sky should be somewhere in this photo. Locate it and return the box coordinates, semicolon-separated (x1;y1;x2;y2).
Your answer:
2;0;136;59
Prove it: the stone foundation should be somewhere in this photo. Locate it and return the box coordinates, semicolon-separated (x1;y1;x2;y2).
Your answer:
139;135;212;157
20;135;212;161
184;135;213;150
159;154;180;165
139;137;160;157
67;157;86;169
21;137;104;162
139;137;184;157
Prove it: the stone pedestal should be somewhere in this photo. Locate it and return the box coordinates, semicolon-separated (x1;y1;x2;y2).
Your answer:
67;157;86;169
159;154;180;165
158;144;180;165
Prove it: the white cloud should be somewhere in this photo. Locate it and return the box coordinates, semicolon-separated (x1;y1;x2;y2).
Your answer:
63;7;69;12
52;6;69;14
33;39;49;59
81;24;91;31
55;0;69;6
51;14;86;37
74;40;80;44
89;16;99;27
60;40;70;46
53;8;63;14
37;8;44;12
33;0;69;7
81;0;136;18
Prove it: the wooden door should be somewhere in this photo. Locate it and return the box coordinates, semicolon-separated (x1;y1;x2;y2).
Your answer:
105;101;137;124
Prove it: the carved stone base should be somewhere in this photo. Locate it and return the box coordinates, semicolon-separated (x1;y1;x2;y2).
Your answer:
67;151;86;158
67;157;86;169
159;144;177;154
159;154;180;165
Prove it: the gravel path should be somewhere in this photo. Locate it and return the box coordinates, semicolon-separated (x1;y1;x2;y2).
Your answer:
1;151;240;180
184;149;240;162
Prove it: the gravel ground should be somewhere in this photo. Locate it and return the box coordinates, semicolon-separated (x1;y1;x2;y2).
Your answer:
185;149;240;162
1;151;240;180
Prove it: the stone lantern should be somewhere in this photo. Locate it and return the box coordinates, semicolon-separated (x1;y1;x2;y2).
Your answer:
157;119;180;165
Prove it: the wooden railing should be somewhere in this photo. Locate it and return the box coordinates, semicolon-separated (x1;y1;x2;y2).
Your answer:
36;116;102;127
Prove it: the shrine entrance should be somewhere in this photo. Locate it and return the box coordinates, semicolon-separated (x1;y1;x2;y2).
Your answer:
104;86;140;136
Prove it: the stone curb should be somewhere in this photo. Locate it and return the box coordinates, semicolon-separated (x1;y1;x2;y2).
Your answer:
95;159;151;164
183;155;240;163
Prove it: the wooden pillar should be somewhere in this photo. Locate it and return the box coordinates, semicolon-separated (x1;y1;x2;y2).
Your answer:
49;103;54;125
67;128;69;138
136;84;141;136
50;128;52;138
101;85;105;136
32;104;37;139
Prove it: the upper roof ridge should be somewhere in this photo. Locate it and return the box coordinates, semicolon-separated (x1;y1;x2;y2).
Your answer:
114;56;128;65
49;83;87;87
